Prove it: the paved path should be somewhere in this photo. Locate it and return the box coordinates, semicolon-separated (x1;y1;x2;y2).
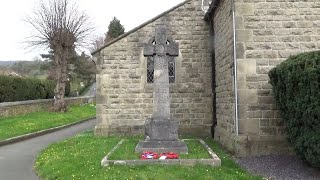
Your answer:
0;119;96;180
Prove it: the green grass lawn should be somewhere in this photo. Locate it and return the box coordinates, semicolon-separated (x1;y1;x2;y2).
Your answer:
108;138;140;160
180;140;212;159
0;104;96;141
35;131;263;180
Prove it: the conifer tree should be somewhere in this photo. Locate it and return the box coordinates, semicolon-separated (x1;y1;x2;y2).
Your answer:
104;17;125;43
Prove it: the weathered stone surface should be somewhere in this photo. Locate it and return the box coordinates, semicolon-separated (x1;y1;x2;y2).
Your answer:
135;140;188;154
236;30;253;42
143;22;179;137
143;43;155;56
236;3;254;16
136;22;188;153
231;0;319;156
212;0;236;155
145;118;178;141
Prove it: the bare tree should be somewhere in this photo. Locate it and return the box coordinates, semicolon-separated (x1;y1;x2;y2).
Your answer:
89;35;105;52
25;0;93;112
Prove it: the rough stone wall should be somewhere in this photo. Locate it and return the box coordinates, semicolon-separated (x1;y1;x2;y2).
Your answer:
234;0;320;156
95;0;213;137
0;96;95;118
211;0;236;152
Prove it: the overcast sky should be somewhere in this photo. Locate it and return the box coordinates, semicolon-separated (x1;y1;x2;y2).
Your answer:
0;0;184;61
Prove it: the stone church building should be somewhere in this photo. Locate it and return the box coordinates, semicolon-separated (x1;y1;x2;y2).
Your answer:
92;0;320;156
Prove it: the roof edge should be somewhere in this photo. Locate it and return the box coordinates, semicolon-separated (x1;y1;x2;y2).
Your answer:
92;0;192;55
204;0;220;22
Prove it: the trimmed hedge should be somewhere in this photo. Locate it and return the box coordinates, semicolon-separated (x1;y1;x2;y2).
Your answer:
269;51;320;167
0;75;55;103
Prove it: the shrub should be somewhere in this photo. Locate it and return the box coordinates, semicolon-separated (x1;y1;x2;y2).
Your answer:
0;75;55;102
269;51;320;167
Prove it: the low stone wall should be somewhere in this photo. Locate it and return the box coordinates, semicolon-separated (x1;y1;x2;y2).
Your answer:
0;96;95;118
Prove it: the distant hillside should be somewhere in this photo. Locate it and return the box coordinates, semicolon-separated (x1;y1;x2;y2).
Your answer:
0;61;36;67
0;60;47;78
0;61;20;66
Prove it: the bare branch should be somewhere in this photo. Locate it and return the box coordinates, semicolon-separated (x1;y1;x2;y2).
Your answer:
25;0;93;50
24;0;94;112
89;35;105;52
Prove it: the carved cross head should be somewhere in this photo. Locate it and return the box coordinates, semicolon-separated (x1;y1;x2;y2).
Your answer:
144;24;179;58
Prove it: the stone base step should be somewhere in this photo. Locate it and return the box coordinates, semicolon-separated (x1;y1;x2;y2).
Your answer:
135;140;188;154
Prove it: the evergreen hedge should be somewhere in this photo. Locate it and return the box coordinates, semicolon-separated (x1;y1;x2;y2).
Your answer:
0;75;55;102
269;51;320;167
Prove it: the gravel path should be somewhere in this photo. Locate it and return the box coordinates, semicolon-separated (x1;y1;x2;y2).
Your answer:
236;155;320;180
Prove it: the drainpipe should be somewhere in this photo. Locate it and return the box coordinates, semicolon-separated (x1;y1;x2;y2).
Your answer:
231;0;239;136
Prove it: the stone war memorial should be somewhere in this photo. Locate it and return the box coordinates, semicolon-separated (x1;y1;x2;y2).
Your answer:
135;20;188;154
93;0;320;157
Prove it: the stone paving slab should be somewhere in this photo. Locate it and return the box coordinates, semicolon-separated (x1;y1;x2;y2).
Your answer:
101;139;221;167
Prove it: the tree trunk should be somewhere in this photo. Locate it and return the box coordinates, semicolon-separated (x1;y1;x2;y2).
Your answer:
53;46;68;112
